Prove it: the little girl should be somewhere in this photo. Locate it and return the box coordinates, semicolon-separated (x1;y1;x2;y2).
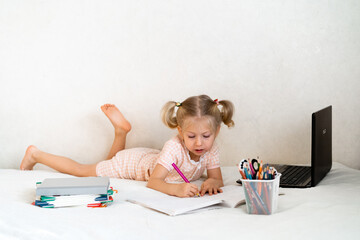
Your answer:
20;95;234;198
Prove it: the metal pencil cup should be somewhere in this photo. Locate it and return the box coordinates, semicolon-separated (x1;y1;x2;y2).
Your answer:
241;173;281;215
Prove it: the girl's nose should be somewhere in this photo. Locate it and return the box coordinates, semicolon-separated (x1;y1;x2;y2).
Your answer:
195;137;202;146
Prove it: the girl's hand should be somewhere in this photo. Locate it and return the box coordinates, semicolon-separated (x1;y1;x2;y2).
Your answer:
200;178;223;196
176;183;199;198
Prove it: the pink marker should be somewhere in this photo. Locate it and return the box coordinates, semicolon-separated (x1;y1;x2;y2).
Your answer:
172;163;190;183
172;163;200;197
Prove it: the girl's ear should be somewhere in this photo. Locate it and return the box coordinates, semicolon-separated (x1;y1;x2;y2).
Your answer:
177;126;183;140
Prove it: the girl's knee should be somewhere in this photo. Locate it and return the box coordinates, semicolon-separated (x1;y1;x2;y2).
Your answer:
76;164;97;177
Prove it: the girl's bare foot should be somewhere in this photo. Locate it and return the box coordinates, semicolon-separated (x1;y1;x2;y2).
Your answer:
101;104;132;133
20;145;39;170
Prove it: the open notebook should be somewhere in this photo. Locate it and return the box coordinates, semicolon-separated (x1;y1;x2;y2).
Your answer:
126;185;245;216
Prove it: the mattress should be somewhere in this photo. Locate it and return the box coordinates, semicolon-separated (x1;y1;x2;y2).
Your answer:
0;162;359;240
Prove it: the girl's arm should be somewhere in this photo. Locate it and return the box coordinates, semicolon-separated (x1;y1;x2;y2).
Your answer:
200;167;224;196
147;164;199;198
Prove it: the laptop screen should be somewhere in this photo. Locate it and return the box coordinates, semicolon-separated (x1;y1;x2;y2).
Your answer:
311;105;332;187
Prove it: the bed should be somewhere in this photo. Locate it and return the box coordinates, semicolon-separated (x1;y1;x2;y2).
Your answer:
1;162;359;240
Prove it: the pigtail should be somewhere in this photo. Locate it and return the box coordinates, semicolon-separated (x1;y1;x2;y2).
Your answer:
161;101;178;129
219;100;235;128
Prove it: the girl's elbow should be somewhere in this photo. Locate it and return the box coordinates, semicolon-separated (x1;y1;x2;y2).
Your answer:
146;179;154;189
146;178;159;189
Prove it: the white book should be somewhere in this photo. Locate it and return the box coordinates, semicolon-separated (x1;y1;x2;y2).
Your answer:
34;194;111;208
126;185;245;216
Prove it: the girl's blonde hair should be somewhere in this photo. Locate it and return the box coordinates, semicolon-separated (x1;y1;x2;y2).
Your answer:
161;95;234;132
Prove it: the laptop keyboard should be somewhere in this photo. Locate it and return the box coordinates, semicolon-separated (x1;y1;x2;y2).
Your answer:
278;165;311;186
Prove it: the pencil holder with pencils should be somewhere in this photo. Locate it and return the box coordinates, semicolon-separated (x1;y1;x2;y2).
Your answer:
238;159;281;215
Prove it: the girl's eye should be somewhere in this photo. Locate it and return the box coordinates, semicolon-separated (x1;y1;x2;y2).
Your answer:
188;136;195;139
203;135;211;138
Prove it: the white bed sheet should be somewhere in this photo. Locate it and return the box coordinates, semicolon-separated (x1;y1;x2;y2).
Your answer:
0;162;359;240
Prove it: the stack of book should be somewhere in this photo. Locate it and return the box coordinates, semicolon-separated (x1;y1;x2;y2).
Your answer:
33;177;116;208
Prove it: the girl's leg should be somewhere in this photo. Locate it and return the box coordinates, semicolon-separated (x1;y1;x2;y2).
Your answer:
20;145;97;177
101;104;131;159
20;104;131;176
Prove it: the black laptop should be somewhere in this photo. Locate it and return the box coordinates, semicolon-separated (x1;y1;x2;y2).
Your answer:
273;106;332;188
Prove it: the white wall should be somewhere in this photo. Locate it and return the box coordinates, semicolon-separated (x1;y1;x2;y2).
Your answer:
1;0;359;170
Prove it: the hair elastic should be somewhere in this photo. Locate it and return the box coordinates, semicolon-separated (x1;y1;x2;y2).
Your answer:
214;99;219;105
175;102;182;107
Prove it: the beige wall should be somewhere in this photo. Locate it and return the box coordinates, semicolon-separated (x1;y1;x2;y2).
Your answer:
1;0;359;169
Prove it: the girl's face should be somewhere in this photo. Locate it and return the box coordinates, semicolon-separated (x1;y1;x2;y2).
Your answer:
177;116;220;161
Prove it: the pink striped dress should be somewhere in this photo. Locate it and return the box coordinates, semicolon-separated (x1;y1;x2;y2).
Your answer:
96;135;220;182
